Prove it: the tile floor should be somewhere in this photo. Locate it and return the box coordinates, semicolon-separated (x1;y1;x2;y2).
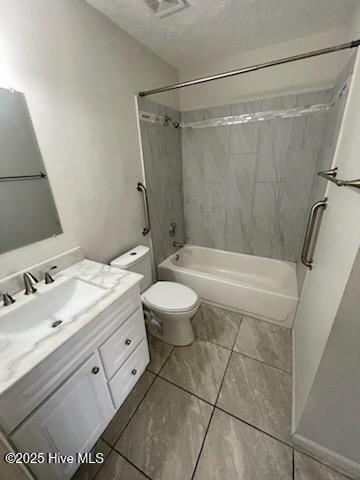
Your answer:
73;304;351;480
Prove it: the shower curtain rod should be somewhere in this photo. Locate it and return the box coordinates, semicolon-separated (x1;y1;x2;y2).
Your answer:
138;39;360;97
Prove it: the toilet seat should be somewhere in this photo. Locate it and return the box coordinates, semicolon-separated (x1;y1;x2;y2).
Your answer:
142;281;198;313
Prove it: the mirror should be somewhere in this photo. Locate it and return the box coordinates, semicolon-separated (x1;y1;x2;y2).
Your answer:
0;87;62;254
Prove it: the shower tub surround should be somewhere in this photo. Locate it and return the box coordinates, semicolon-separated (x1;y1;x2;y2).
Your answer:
181;90;331;263
137;98;185;267
159;245;298;327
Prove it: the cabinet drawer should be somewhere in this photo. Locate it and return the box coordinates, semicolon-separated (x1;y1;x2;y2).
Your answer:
108;339;150;409
100;307;146;379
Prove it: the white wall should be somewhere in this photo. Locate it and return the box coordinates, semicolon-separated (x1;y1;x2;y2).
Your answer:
296;248;360;470
0;0;178;279
179;27;354;111
293;50;360;430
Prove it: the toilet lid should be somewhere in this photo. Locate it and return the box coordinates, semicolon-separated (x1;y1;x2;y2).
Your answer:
142;281;198;313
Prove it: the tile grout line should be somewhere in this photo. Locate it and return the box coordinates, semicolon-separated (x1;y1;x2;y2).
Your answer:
231;349;292;374
116;450;152;480
190;315;243;480
104;336;175;480
215;405;293;448
87;441;112;480
157;345;175;377
196;313;292;374
292;446;295;480
232;315;292;374
104;370;158;449
157;374;215;407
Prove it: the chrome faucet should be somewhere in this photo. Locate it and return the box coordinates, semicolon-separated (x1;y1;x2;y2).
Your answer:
173;241;185;248
1;292;15;307
23;272;39;295
44;265;58;284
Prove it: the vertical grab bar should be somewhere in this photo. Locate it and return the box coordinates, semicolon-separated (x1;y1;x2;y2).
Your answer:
137;182;151;236
301;198;328;270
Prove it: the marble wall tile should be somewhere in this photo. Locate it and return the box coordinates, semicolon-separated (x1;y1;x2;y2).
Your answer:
296;90;331;107
139;98;185;267
225;207;253;254
141;92;330;267
226;154;257;209
192;304;242;349
230;100;262;115
194;409;292;480
185;202;226;250
102;371;155;446
234;316;292;372
182;91;329;262
217;352;292;444
250;182;282;259
229;123;259;154
116;377;213;480
257;118;293;182
261;94;297;110
290;113;327;151
161;338;231;404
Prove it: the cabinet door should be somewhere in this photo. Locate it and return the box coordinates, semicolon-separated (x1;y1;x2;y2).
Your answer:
11;352;113;480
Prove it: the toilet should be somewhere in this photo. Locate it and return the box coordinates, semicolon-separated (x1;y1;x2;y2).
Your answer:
110;246;199;346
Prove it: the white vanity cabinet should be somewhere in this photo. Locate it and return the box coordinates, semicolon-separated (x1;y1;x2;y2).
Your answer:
0;283;149;480
11;352;113;480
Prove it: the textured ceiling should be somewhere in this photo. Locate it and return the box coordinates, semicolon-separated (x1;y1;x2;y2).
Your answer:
86;0;358;68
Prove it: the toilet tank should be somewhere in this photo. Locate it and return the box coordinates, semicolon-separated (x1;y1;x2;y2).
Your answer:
110;245;153;293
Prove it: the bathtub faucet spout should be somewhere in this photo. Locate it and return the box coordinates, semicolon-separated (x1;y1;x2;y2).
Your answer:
173;241;185;248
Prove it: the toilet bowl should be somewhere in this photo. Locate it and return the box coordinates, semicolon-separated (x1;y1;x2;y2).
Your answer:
142;281;199;346
110;246;199;346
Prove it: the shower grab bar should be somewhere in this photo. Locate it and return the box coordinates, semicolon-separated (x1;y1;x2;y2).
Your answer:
318;167;360;190
137;182;150;236
301;198;328;270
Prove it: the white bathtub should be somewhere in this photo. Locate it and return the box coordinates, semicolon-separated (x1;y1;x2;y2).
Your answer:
158;245;298;328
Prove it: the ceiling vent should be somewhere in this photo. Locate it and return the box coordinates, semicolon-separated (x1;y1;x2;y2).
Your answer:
143;0;188;18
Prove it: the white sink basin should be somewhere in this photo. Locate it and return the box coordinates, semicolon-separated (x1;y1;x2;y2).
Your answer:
0;278;107;336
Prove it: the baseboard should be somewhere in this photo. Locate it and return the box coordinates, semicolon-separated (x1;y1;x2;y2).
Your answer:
293;433;360;479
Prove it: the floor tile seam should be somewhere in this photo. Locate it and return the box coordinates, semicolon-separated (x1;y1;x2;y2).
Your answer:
292;446;295;480
157;374;215;407
189;404;216;480
190;344;235;480
112;369;158;447
214;405;293;448
230;315;243;351
90;443;113;480
157;345;176;377
194;333;233;351
112;448;153;480
230;349;293;375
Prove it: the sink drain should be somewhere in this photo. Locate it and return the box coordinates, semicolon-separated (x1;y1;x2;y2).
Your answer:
51;320;63;328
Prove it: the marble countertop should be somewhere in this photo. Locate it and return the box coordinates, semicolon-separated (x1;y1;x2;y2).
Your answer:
0;259;142;395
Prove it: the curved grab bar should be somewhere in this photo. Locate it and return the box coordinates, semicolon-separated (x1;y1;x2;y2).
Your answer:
301;198;328;270
137;182;151;236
